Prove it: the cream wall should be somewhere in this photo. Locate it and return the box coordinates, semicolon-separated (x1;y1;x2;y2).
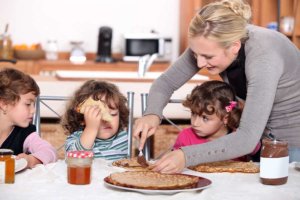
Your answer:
0;0;180;61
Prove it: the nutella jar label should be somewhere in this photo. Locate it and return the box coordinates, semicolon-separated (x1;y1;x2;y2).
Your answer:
260;157;289;178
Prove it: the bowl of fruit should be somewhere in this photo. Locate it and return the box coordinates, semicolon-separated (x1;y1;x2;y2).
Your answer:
14;43;45;60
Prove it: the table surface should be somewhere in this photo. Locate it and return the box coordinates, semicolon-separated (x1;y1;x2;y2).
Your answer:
1;159;300;200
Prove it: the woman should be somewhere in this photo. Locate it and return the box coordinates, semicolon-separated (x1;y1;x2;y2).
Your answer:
133;0;300;173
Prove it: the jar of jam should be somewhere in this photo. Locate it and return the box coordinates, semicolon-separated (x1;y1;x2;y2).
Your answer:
0;149;15;184
66;150;93;185
260;139;289;185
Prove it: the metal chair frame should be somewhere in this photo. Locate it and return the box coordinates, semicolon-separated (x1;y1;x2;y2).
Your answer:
33;92;135;158
141;93;183;160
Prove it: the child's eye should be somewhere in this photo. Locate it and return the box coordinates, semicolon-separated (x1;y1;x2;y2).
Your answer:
202;115;209;121
204;55;213;60
110;111;119;116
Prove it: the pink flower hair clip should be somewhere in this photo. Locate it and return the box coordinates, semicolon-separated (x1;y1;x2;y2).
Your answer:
225;101;237;112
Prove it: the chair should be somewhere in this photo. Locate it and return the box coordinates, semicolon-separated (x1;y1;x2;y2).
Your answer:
141;93;183;160
33;91;135;158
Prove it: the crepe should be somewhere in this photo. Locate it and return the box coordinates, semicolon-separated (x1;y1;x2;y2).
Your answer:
112;157;151;171
106;171;199;190
188;160;259;173
76;97;112;122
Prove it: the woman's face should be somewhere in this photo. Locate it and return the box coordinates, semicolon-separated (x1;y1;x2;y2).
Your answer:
189;36;241;75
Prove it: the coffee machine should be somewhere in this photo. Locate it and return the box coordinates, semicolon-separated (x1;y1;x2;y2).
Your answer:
95;26;114;63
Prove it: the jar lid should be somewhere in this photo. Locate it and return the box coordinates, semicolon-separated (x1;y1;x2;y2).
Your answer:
67;150;93;158
0;149;14;155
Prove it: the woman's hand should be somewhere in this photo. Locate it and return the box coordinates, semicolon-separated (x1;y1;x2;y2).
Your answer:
133;114;160;150
16;153;42;169
151;149;186;174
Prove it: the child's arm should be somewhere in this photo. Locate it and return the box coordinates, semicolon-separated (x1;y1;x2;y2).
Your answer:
21;132;58;167
65;131;94;151
80;106;102;149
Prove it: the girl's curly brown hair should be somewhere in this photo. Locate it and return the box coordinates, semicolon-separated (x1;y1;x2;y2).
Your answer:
61;80;129;135
183;80;242;131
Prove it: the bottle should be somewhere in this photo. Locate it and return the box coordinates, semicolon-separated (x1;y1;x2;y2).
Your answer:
0;24;13;60
260;139;289;185
66;150;93;185
0;149;15;184
45;40;58;60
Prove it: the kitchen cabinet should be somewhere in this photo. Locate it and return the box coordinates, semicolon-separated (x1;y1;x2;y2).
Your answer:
251;0;300;48
179;0;300;53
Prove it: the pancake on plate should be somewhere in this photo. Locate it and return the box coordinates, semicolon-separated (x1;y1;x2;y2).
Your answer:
105;171;199;190
188;160;259;173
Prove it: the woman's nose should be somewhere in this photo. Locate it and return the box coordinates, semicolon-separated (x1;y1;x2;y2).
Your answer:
197;56;207;69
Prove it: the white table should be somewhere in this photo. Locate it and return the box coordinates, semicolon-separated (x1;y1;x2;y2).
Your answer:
1;159;299;200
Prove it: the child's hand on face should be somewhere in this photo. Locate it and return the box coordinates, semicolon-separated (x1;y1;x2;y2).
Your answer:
16;153;42;169
83;105;102;132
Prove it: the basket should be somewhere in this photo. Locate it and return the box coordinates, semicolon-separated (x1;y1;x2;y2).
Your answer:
14;49;45;60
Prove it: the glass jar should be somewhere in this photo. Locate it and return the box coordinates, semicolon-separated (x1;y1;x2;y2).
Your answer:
260;139;289;185
0;149;15;184
45;40;58;60
66;150;93;185
0;33;13;60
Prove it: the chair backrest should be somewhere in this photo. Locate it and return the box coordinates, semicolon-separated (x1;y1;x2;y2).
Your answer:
140;93;183;160
33;92;135;158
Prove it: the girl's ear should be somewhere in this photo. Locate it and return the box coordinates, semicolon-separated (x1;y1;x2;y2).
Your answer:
0;100;8;113
223;114;229;126
231;40;241;55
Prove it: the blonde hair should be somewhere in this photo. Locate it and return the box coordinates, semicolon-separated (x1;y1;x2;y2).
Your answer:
188;0;252;48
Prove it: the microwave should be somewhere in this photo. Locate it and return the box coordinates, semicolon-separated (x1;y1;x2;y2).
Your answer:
123;34;172;62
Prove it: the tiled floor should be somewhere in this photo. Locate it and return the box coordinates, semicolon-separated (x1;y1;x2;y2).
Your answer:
41;123;188;160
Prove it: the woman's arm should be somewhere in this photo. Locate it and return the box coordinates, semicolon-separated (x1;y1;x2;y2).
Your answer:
155;46;283;173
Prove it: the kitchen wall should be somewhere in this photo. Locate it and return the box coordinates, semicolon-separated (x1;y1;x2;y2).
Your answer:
0;0;180;60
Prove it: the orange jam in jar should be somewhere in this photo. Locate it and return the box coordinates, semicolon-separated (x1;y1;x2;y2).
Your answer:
66;151;93;185
0;149;15;184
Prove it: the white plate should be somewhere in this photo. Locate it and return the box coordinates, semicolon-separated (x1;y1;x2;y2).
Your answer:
15;158;28;173
103;175;212;195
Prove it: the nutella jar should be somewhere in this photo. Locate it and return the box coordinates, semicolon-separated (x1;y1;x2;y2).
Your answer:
260;139;289;185
66;151;93;185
